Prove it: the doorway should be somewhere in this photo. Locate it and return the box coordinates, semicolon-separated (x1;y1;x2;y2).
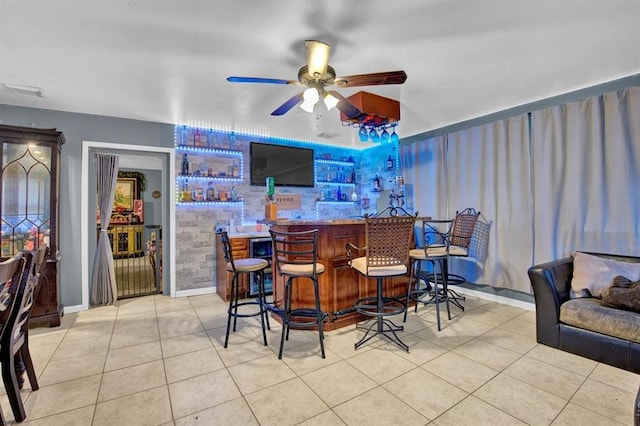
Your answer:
81;141;176;310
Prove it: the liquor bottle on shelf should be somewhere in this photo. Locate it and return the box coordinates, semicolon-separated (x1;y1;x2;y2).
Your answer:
207;181;215;201
350;168;356;184
207;129;215;148
181;153;189;175
337;186;342;201
180;125;188;146
373;175;381;191
180;179;193;202
351;188;358;202
387;155;394;170
231;160;239;178
194;129;201;147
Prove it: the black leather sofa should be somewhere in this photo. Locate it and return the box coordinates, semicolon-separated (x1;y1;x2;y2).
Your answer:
528;252;640;374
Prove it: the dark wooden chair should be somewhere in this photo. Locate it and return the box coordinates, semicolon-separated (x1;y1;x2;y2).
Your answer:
0;253;25;426
1;248;45;423
635;383;640;426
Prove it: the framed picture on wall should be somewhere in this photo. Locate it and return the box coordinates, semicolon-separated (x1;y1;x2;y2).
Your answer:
133;199;144;223
113;178;137;211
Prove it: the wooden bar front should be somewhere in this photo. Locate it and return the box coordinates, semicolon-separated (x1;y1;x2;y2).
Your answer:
269;219;409;331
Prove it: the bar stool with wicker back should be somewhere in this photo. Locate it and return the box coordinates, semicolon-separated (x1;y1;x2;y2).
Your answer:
347;207;417;352
270;228;326;359
441;208;481;310
217;231;270;348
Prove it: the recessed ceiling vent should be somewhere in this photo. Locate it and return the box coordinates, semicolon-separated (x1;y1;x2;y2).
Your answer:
1;83;46;98
317;132;339;139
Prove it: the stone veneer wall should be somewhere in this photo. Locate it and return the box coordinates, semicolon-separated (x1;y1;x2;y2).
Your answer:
175;128;403;292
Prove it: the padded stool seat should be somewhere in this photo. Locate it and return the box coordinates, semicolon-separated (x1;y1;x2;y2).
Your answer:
270;229;326;359
228;258;268;273
217;231;270;349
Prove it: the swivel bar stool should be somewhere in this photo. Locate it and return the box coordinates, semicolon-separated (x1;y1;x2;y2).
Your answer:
270;228;326;359
217;231;270;348
347;208;417;352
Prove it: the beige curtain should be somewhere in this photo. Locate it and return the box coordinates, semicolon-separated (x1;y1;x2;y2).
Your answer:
403;87;640;294
445;115;533;291
531;87;640;263
90;153;119;306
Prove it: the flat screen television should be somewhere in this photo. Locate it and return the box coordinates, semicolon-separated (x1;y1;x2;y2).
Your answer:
250;142;315;187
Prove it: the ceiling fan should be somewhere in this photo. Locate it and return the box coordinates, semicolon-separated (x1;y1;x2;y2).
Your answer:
227;40;407;118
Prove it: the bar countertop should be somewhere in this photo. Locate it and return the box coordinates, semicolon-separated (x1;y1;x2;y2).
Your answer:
263;216;428;227
262;218;366;226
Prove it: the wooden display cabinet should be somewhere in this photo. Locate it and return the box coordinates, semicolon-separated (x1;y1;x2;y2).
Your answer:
215;235;249;301
105;225;145;258
0;124;65;327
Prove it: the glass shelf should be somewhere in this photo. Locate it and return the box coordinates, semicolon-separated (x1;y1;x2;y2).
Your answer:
176;175;242;182
176;200;244;207
315;181;356;186
316;200;358;204
175;146;243;157
315;158;355;166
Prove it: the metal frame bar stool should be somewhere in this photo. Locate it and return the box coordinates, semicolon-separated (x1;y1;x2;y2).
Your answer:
405;219;452;330
347;208;417;352
217;231;270;348
270;228;326;359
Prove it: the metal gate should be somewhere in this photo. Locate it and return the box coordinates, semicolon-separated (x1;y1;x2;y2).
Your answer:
105;224;162;298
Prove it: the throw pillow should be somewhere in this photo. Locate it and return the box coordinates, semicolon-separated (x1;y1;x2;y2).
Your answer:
601;275;640;313
570;251;640;299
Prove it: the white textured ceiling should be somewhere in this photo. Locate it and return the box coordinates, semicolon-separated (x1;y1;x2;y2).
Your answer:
1;0;639;148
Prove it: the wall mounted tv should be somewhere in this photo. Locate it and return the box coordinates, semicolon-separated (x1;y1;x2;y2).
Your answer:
250;142;315;187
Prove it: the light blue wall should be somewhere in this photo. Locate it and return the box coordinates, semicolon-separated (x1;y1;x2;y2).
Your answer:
0;105;174;307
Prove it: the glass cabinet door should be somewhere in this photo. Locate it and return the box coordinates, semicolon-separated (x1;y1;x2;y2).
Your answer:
1;142;52;257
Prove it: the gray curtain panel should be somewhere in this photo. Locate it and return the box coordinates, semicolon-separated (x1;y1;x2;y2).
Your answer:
403;87;640;294
90;153;119;306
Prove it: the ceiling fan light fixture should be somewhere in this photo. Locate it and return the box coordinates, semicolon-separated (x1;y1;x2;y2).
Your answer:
300;87;320;113
305;40;331;77
323;92;339;111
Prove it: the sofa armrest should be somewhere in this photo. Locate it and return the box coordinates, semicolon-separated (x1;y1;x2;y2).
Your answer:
527;256;574;347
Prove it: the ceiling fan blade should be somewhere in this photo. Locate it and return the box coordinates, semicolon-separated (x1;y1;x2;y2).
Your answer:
271;92;304;116
305;40;331;76
326;90;363;120
333;71;407;87
227;76;299;85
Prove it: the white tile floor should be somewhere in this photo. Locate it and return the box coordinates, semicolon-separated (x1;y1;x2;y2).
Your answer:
2;293;638;425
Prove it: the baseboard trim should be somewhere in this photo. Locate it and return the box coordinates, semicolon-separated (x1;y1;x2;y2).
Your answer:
454;287;535;311
64;304;86;314
175;287;217;298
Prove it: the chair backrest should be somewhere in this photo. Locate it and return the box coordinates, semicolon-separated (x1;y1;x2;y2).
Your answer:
450;208;480;249
364;214;417;272
33;245;49;275
216;231;237;273
270;229;320;277
419;219;453;249
0;253;25;333
4;251;40;346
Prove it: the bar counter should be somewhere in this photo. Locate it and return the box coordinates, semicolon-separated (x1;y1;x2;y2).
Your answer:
265;218;410;330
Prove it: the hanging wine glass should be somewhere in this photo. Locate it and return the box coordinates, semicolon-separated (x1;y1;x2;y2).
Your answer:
390;124;399;143
380;127;390;143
